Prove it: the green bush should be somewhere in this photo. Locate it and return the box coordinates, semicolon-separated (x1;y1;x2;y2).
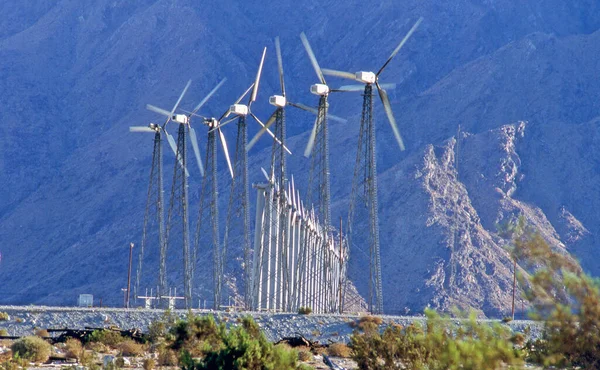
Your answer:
513;228;600;368
64;338;83;359
297;307;312;315
0;329;8;336
350;310;523;370
10;336;52;363
169;315;302;370
0;312;9;321
88;329;125;347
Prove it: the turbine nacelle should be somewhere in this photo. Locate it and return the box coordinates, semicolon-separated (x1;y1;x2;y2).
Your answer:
310;83;329;96
204;118;219;128
355;71;376;84
172;114;189;125
149;123;160;131
229;104;249;116
269;95;287;107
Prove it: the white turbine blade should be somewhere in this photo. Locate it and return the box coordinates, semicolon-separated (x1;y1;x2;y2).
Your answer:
304;115;320;157
191;78;227;116
171;80;192;116
129;126;154;133
377;17;423;76
218;128;234;179
275;36;286;96
166;131;190;176
322;68;356;80
147;104;172;118
327;113;347;123
261;167;270;182
236;83;255;105
209;116;238;133
300;32;326;85
189;127;205;177
246;110;277;151
335;84;366;92
250;112;292;155
251;47;267;103
288;101;318;115
377;82;405;151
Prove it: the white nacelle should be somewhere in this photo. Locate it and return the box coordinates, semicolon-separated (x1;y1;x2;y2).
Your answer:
310;83;330;96
229;104;249;116
172;114;189;124
269;95;287;107
205;118;218;128
355;71;376;84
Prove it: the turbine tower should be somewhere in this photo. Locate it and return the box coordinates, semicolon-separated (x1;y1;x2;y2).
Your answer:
128;122;165;306
323;17;423;314
219;47;272;310
146;80;208;308
299;32;335;231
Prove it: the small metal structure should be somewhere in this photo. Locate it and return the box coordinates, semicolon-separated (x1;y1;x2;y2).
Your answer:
78;294;93;307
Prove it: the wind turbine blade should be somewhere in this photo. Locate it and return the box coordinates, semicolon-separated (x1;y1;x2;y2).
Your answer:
210;116;238;133
191;78;227;116
376;82;405;151
261;167;270;182
251;47;267;103
218;128;234;179
171;79;192;115
246;110;277;151
166;131;191;175
327;113;347;123
189;127;205;177
147;104;172;118
250;112;291;155
129;126;155;133
377;17;423;76
236;83;255;105
180;109;207;119
304;115;320;157
275;36;286;96
322;68;356;80
300;32;326;85
288;102;318;115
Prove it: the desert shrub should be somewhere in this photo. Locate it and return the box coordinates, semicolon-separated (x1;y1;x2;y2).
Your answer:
118;339;144;356
14;318;23;323
10;336;52;363
512;227;600;368
88;329;124;347
35;329;49;337
0;329;8;336
351;310;522;370
172;315;300;370
115;355;125;367
143;358;155;370
357;315;383;331
85;341;108;353
327;343;352;358
297;349;313;362
64;338;83;359
297;307;312;315
0;312;9;321
157;345;178;366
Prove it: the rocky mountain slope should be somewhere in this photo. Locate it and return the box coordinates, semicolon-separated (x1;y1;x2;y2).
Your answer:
0;0;599;316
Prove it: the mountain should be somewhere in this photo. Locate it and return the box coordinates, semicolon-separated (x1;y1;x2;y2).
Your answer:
0;0;599;316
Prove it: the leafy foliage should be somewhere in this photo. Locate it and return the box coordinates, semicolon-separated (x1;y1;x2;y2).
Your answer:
513;228;600;368
168;315;306;370
88;329;125;347
350;310;522;370
10;336;52;363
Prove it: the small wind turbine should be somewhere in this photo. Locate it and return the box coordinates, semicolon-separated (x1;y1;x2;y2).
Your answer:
323;17;423;314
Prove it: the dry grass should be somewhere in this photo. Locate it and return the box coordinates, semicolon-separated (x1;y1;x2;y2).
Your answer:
35;329;49;338
297;349;313;362
118;339;144;356
327;343;352;358
0;312;9;321
64;338;83;359
350;315;384;331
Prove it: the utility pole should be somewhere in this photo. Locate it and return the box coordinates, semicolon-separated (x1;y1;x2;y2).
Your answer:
126;242;134;309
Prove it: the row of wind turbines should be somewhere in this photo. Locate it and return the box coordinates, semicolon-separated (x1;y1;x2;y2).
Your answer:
130;17;423;313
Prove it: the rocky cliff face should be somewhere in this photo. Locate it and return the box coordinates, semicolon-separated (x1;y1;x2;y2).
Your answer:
0;0;599;316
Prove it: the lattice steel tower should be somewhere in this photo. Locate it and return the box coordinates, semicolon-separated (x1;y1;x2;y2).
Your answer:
323;17;423;313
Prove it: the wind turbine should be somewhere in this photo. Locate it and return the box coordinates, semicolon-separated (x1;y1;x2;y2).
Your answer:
298;31;337;231
322;17;423;314
128;122;166;306
146;79;207;308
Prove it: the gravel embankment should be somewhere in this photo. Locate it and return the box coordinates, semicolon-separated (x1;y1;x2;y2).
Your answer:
0;306;543;344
